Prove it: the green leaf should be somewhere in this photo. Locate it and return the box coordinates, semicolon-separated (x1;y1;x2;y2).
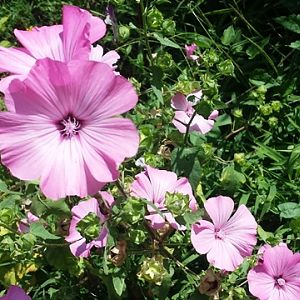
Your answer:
278;202;300;219
171;147;203;190
153;33;180;49
30;222;61;240
31;197;70;217
221;25;238;45
112;276;125;297
290;40;300;50
257;225;273;242
275;14;300;33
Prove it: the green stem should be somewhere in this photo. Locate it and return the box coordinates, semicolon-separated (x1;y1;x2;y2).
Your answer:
140;0;154;66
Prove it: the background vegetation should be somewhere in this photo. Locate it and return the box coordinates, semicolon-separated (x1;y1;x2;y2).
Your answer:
0;0;300;299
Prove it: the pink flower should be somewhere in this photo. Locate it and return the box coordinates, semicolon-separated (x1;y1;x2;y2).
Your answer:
185;43;199;61
0;58;139;199
171;92;218;134
17;211;39;233
0;5;119;111
248;244;300;300
191;196;257;271
0;285;31;300
65;198;109;257
131;166;197;231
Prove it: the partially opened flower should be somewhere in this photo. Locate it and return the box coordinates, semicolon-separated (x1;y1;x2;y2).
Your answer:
17;211;39;233
65;198;109;257
0;59;139;199
0;5;119;111
0;285;31;300
171;92;218;135
185;43;199;61
248;244;300;300
191;196;257;271
131;166;197;231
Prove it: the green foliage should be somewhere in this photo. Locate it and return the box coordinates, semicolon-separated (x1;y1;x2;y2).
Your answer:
1;0;300;299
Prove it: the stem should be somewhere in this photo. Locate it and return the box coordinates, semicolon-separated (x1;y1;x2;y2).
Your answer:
183;110;197;145
140;0;154;66
115;180;128;199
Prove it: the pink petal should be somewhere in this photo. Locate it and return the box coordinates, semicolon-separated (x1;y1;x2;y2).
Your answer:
0;46;35;74
87;15;106;43
204;196;234;229
191;221;216;254
71;198;100;219
145;213;166;229
80;118;139;170
190;114;214;134
187;90;203;105
0;285;31;300
145;166;178;204
206;238;245;271
69;238;92;258
0;113;61;182
92;227;108;248
247;266;276;300
0;74;26;112
174;177;197;211
65;218;82;243
131;171;154;202
27;212;39;223
208;110;219;120
172;111;190;133
14;25;64;60
171;93;189;111
100;50;120;69
165;212;186;231
263;245;294;278
62;5;90;61
99;191;115;208
222;205;257;257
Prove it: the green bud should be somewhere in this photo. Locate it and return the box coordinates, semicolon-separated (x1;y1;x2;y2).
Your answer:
165;192;190;217
147;8;164;30
217;59;235;76
122;197;145;224
162;19;176;35
268;116;278;127
256;85;267;95
271;100;282;112
0;208;14;224
202;143;214;158
76;212;101;242
259;104;272;116
137;255;168;286
232;108;243;118
119;25;130;40
234;153;245;165
154;52;175;70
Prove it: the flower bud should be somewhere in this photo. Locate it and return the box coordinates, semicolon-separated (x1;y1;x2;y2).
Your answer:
137;255;168;286
259;104;272;116
122;197;145;224
119;25;130;40
271;100;282;112
165;192;190;217
76;212;101;242
147;8;164;30
234;153;245;165
268;116;278;127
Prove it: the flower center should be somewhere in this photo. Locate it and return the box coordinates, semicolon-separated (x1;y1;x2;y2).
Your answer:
276;277;286;287
60;116;81;138
215;229;225;240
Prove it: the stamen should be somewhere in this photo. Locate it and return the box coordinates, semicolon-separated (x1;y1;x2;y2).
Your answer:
60;116;81;138
276;277;286;287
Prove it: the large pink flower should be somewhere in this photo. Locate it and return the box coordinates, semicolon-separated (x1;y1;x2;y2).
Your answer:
0;285;31;300
0;5;119;111
0;58;139;199
248;244;300;300
65;198;109;258
191;196;257;271
171;92;218;135
131;166;197;230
